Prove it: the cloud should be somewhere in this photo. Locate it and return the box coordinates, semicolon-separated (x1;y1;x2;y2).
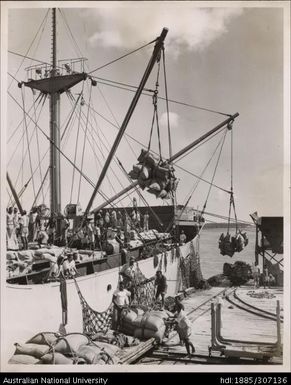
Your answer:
159;111;179;129
85;6;243;55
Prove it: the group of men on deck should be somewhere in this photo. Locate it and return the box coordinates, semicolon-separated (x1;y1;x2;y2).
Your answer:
6;206;70;251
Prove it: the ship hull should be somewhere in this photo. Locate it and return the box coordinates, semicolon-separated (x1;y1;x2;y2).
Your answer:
2;236;200;363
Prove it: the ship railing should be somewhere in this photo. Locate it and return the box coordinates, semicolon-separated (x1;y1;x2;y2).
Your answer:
25;57;87;81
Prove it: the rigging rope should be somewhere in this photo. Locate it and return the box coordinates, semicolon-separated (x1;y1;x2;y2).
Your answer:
32;91;45;203
227;128;239;234
148;59;162;159
8;9;50;91
88;39;157;75
97;85;138;158
58;9;85;63
10;94;47;201
66;93;156;246
77;91;164;235
21;87;36;200
77;83;93;203
28;10;50;69
31;167;49;209
162;47;172;159
8;49;231;118
180;130;228;218
61;93;82;141
90;76;232;117
8;50;64;72
70;84;85;203
7;94;43;165
65;91;131;212
7;73;43;145
201;128;228;215
82;101;231;194
8;91;102;195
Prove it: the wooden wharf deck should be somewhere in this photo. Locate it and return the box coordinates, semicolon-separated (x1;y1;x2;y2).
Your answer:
137;286;283;365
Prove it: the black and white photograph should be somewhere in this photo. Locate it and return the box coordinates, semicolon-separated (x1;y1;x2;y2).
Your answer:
1;0;290;373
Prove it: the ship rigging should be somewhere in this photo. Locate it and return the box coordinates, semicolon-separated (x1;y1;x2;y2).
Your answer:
7;8;241;244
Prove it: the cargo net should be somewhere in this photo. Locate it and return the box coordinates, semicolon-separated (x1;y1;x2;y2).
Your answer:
128;149;178;200
131;264;156;309
179;241;204;290
179;253;191;290
219;231;248;257
74;279;113;336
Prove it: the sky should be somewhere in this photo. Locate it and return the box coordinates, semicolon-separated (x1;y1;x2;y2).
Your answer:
3;1;289;222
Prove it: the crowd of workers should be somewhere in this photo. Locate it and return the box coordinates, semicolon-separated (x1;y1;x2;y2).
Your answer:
6;204;150;252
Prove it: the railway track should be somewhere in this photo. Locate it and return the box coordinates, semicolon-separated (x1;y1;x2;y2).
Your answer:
226;289;283;323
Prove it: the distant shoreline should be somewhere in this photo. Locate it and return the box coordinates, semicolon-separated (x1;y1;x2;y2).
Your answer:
204;222;254;229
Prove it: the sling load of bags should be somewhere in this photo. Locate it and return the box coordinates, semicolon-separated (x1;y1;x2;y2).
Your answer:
219;231;248;258
128;149;178;200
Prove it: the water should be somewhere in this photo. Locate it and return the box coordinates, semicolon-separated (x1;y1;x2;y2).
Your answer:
200;227;256;279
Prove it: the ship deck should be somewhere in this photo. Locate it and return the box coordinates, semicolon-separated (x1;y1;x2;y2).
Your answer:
137;286;283;365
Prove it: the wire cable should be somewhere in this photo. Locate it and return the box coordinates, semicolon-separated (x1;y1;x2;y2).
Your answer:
8;9;50;91
88;39;157;74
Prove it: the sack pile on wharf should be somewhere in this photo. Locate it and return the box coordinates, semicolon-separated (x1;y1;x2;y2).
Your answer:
8;304;177;365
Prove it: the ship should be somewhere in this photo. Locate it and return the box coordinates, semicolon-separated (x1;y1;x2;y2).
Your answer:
4;8;241;364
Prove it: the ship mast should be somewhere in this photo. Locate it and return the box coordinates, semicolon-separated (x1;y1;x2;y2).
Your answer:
23;8;87;218
50;8;61;215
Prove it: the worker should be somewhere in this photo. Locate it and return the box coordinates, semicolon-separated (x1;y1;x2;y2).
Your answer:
155;270;167;309
13;207;20;238
111;210;117;228
251;262;260;289
7;207;18;251
120;256;137;300
63;253;78;278
19;210;29;250
46;215;56;246
48;255;65;281
28;208;38;242
112;281;131;331
60;215;70;247
104;211;110;227
115;228;124;252
268;273;276;287
179;230;187;245
173;301;195;358
143;211;149;232
263;265;270;289
73;251;82;264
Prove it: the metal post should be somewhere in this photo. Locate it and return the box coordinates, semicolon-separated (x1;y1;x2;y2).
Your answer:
255;223;259;265
49;8;61;216
169;113;239;163
276;300;281;347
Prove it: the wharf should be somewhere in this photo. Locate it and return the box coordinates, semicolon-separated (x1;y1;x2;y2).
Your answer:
137;286;283;365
